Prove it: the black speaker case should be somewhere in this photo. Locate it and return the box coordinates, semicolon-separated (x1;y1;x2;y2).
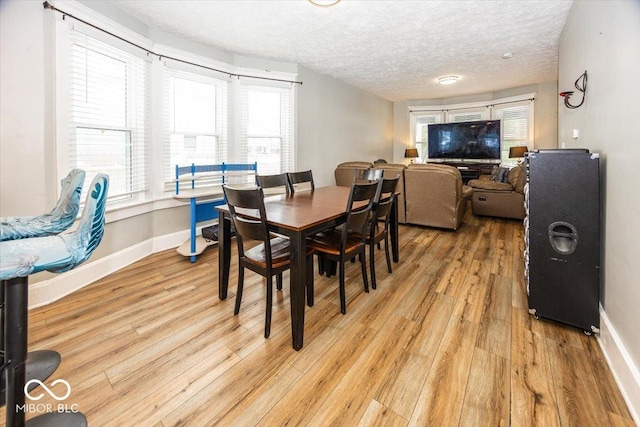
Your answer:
526;149;600;333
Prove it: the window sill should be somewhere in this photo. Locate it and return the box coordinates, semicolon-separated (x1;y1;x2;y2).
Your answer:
104;194;187;224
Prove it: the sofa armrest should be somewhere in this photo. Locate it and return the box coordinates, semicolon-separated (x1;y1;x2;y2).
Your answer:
467;179;513;192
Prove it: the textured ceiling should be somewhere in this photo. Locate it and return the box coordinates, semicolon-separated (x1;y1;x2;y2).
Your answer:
104;0;574;102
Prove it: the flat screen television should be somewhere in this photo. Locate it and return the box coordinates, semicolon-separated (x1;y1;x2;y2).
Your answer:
427;120;501;161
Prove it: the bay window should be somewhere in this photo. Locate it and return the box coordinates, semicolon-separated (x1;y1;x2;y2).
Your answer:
409;95;534;164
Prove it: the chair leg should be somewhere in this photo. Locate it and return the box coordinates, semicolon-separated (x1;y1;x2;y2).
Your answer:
384;235;392;274
276;273;283;291
306;255;315;307
360;252;369;293
369;242;377;290
317;253;325;275
339;259;347;314
265;275;273;338
234;266;244;315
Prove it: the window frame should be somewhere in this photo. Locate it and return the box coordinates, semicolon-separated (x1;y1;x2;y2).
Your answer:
239;81;295;177
56;14;152;209
162;63;230;192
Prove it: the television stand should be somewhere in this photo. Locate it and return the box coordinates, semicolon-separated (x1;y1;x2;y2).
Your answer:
426;160;497;183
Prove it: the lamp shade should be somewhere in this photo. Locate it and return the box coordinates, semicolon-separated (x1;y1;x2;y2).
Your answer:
509;146;528;158
404;148;419;159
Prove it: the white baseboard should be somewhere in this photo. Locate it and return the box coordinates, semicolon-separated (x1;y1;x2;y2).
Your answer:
27;228;191;309
598;307;640;425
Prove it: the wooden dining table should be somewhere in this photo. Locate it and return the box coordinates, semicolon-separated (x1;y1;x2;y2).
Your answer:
216;185;399;350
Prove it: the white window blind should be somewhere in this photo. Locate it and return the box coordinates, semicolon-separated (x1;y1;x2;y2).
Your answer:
240;83;294;176
67;29;150;205
492;102;533;162
163;66;228;189
411;113;442;162
447;109;487;123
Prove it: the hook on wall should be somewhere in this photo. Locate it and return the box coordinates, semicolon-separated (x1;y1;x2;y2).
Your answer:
559;70;587;109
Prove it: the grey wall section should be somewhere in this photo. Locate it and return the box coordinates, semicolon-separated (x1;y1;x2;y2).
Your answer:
559;0;640;375
296;65;394;187
393;82;558;163
0;0;50;217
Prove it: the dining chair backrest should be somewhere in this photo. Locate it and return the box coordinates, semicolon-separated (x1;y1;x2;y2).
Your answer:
287;170;315;193
343;181;379;241
374;175;400;221
256;173;292;196
222;186;270;257
354;168;383;183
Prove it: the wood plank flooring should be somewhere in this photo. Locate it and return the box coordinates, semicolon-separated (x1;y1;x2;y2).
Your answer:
3;209;635;426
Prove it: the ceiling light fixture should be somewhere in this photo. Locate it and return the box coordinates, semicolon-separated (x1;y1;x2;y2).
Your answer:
308;0;341;7
438;76;459;85
502;52;513;59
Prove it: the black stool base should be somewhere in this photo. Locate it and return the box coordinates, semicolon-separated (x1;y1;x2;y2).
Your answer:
25;350;62;392
1;350;61;407
27;411;87;427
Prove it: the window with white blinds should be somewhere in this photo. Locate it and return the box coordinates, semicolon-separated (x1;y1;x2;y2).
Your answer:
163;66;228;189
411;112;442;162
67;29;150;206
240;84;293;176
493;102;533;162
447;109;487;123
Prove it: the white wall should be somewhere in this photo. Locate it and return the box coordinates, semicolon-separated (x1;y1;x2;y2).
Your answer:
0;0;51;216
559;0;640;421
297;65;394;186
393;82;558;163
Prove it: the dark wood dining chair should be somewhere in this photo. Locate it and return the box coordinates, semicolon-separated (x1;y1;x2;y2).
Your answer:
307;181;379;314
222;185;313;338
287;170;314;193
366;175;400;290
354;168;383;183
256;173;292;196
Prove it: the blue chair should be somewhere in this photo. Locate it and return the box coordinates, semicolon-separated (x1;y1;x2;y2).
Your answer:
0;173;107;427
0;169;85;242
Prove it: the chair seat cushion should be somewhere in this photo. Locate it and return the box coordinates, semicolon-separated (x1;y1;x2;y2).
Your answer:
308;231;363;256
244;237;291;269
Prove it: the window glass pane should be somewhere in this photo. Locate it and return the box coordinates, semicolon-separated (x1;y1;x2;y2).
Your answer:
163;68;227;189
247;137;282;175
73;45;127;128
248;91;281;135
76;127;131;198
169;134;218;168
68;30;150;206
173;77;216;134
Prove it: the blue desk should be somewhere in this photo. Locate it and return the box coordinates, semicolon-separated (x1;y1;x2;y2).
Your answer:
174;163;256;262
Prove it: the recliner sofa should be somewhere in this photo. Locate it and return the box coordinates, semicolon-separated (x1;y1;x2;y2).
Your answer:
334;161;471;230
466;164;526;220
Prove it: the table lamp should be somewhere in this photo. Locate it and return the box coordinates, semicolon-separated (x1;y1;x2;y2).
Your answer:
404;148;419;163
509;146;528;162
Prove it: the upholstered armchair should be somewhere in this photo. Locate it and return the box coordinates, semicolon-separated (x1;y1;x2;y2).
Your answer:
467;164;526;220
334;161;373;187
403;164;472;230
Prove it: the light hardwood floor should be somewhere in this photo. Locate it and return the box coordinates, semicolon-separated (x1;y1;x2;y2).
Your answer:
4;210;635;426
